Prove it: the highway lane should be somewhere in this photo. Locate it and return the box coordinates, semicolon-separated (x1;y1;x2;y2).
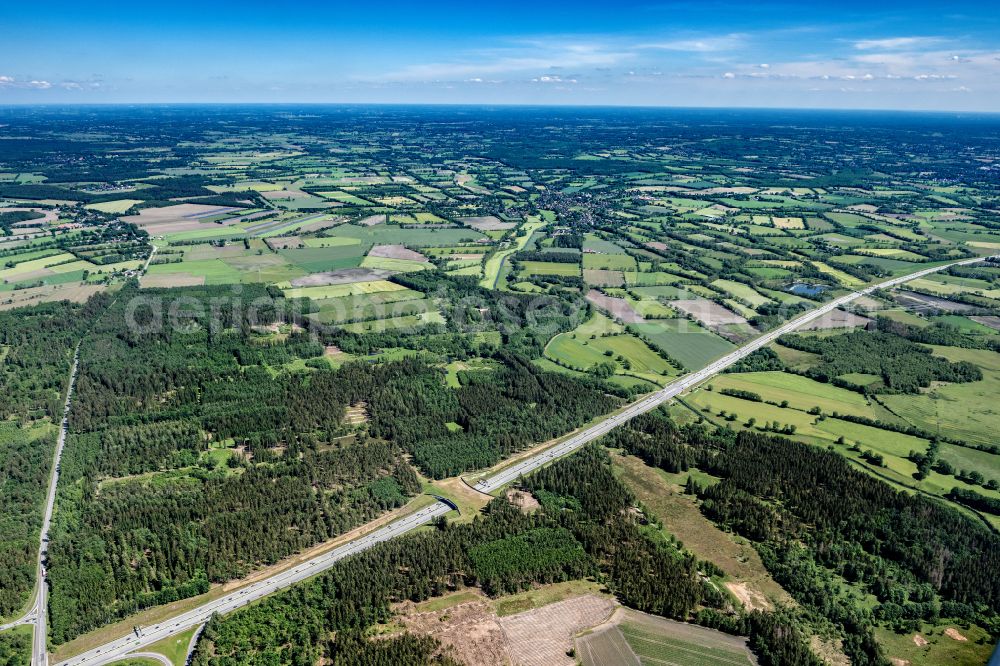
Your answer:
32;347;80;666
55;501;451;666
473;256;985;493
49;255;984;666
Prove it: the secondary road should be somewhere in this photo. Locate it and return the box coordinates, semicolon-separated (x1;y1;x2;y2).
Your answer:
50;256;984;666
121;654;170;666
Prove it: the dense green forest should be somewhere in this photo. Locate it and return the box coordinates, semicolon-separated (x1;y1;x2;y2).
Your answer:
190;445;817;665
0;631;28;666
44;283;624;642
0;297;109;619
778;329;982;393
660;425;1000;665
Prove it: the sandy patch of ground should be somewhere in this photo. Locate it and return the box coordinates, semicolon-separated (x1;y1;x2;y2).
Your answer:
289;268;395;286
358;214;387;226
944;628;967;641
343;402;368;426
369;244;427;261
397;597;510;666
810;635;850;666
800;309;872;330
672;298;747;326
501;594;617;666
644;241;668;251
139;273;206;288
460;216;515;231
586;289;645;323
505;489;541;513
725;582;772;612
912;634;928;647
889;659;910;666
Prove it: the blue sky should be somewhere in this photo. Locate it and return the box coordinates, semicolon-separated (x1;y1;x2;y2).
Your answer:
2;0;999;110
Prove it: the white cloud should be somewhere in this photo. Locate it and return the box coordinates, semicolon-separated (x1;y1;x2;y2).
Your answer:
379;41;631;82
854;36;942;50
532;75;577;84
640;34;744;53
28;80;51;89
0;75;13;85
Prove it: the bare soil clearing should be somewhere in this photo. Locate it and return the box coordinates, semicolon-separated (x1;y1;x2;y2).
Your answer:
501;594;616;666
0;283;106;310
672;298;748;326
460;215;515;231
369;244;427;261
725;582;772;612
801;308;872;330
264;236;303;250
945;628;968;641
139;273;206;288
894;290;975;314
289;268;394;286
396;597;510;666
505;489;541;513
586;289;645;323
124;203;244;225
583;269;625;287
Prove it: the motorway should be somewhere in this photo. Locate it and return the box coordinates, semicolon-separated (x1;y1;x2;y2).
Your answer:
49;256;983;665
472;256;986;492
27;347;80;666
55;501;452;666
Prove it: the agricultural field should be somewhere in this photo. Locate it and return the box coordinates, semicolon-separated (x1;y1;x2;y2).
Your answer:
545;312;680;385
576;608;756;666
632;320;735;370
2;105;1000;666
